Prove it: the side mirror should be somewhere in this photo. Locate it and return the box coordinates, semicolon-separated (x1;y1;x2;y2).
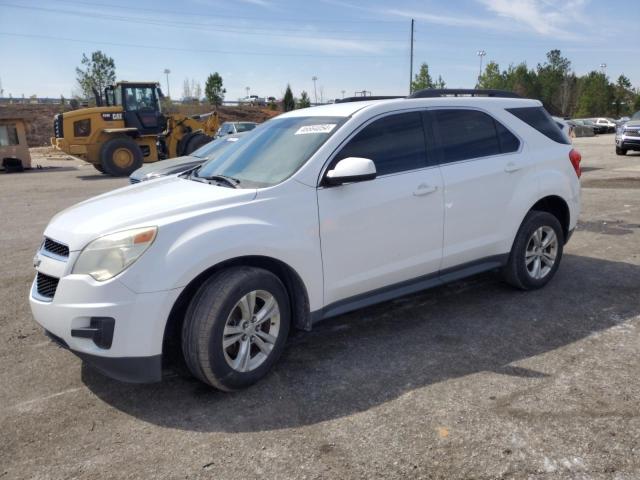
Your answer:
325;157;376;186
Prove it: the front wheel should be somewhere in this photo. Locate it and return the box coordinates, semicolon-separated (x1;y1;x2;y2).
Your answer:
99;137;143;176
181;267;291;391
616;146;627;156
503;211;564;290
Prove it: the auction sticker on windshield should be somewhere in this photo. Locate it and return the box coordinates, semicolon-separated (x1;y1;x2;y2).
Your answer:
295;124;337;135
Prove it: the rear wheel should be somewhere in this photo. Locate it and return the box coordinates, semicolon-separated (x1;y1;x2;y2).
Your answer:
181;267;290;391
503;211;564;290
99;137;143;176
616;146;627;156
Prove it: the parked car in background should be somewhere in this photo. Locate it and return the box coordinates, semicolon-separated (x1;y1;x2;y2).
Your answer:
216;121;258;137
568;119;595;137
30;91;581;390
238;95;266;106
615;118;640;155
129;133;247;183
575;118;606;134
592;118;616;133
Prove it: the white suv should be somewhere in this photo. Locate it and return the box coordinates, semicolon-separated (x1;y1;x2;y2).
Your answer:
30;90;582;390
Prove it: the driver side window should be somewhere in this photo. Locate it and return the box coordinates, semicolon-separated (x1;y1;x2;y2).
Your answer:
335;112;428;176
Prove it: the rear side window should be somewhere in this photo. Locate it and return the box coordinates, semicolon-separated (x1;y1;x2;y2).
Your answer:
336;112;427;176
433;109;510;163
507;106;569;144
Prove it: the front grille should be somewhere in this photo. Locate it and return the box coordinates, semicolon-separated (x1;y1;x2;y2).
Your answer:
625;129;640;137
43;237;69;258
53;114;64;138
36;272;59;299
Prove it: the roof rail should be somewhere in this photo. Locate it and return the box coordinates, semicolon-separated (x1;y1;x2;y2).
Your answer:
408;89;521;99
335;96;404;103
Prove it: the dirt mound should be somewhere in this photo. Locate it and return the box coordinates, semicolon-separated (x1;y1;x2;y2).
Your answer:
0;103;281;147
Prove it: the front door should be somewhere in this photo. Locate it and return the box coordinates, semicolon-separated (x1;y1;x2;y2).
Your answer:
317;111;444;306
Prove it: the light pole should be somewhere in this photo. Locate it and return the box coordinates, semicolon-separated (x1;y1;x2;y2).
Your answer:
341;89;346;99
600;63;607;75
245;86;250;98
476;50;486;86
312;76;318;104
163;68;171;98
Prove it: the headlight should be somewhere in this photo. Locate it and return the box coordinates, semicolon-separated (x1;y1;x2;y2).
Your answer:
72;227;157;281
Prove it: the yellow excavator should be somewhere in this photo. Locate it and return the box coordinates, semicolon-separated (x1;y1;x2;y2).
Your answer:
51;81;219;176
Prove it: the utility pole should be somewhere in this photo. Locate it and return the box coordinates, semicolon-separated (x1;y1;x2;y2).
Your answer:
245;86;250;98
312;76;318;104
341;89;346;99
409;18;414;94
163;69;171;98
476;50;486;87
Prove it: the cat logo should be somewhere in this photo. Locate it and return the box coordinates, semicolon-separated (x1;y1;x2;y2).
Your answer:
101;113;123;121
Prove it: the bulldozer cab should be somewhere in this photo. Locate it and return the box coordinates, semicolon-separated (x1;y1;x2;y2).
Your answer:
104;82;166;135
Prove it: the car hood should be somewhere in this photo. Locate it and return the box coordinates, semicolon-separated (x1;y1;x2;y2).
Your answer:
44;176;257;251
623;120;640;128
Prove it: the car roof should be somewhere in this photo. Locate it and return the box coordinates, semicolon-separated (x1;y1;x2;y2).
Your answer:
278;96;541;119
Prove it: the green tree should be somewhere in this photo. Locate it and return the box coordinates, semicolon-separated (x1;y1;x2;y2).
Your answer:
297;90;311;108
477;61;505;90
504;63;539;99
575;71;613;117
536;50;572;115
283;84;295;112
75;50;116;103
632;92;640;114
434;75;446;89
204;73;225;106
613;74;633;117
411;63;434;92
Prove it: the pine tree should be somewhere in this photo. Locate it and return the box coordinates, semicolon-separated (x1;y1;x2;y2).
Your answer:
204;73;225;106
410;63;434;93
283;84;295;112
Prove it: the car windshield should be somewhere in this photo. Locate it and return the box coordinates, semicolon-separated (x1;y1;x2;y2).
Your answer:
195;116;345;188
190;135;243;159
235;123;256;132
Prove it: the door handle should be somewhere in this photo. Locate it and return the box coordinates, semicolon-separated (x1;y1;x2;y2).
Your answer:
413;183;438;196
504;162;522;173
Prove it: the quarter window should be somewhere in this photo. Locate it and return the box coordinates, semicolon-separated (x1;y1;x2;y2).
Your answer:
335;112;427;176
434;109;511;163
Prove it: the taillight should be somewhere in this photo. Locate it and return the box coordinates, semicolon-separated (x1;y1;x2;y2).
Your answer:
569;149;581;178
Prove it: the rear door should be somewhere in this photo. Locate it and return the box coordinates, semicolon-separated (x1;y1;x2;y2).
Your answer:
317;111;444;305
431;108;525;270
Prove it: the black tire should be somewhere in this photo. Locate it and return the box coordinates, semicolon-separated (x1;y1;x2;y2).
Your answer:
92;163;106;173
183;133;212;156
181;267;291;391
503;211;564;290
616;146;627;156
99;137;143;176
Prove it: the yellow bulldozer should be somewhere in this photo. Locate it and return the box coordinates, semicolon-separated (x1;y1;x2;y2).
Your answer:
51;81;219;176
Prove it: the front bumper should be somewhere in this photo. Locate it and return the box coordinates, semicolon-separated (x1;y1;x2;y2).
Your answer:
29;273;182;383
616;135;640;151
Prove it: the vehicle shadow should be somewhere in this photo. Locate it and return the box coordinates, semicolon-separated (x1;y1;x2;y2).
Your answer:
82;254;640;432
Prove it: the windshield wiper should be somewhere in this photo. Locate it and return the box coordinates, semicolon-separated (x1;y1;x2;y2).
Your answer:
195;174;240;188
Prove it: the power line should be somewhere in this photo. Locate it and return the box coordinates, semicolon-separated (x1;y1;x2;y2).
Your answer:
0;31;401;58
0;3;407;42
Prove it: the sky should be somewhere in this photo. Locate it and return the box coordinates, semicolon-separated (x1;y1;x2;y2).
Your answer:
0;0;638;102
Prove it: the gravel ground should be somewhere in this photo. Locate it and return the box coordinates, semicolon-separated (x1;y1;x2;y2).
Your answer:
1;135;639;479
